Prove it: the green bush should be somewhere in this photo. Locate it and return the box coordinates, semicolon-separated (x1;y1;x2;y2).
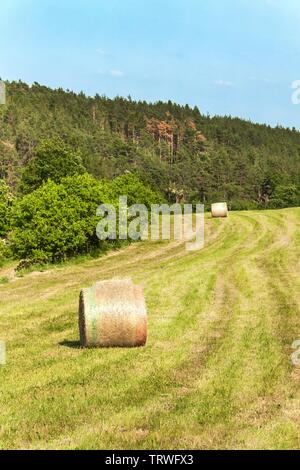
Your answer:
110;173;165;208
229;200;260;211
0;238;11;266
20;138;86;193
269;184;299;209
0;180;14;237
10;174;110;263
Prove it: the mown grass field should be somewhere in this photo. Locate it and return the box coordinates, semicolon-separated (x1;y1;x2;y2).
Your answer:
0;208;299;450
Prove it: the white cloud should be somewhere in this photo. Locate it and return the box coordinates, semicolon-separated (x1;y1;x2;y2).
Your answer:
214;79;234;87
109;69;124;77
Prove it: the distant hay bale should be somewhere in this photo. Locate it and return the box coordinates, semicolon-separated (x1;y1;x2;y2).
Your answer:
79;279;147;348
211;202;228;218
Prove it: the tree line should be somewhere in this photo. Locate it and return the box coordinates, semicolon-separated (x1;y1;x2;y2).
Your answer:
0;80;299;208
0;80;299;266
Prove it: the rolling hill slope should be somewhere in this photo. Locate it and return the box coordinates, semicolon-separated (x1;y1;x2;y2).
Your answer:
0;208;299;449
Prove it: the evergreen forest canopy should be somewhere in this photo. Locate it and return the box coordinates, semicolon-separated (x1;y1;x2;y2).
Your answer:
0;80;299;209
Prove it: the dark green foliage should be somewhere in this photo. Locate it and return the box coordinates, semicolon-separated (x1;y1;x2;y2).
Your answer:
110;173;165;208
0;239;11;266
20;138;85;193
10;174;110;263
0;180;14;237
0;80;299;209
229;200;260;211
269;184;299;209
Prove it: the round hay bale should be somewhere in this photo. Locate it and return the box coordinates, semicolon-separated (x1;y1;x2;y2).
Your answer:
211;202;228;218
79;279;147;348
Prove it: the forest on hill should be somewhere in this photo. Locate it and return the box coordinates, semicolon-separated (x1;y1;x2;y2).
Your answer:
0;80;300;208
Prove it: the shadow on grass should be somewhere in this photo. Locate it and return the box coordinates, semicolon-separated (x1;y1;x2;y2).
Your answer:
59;340;81;349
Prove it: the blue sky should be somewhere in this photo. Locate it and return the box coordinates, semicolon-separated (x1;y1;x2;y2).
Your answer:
1;0;300;128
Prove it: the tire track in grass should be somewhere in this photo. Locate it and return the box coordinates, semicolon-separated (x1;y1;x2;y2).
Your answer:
130;210;278;448
107;210;296;450
236;209;300;449
162;209;300;450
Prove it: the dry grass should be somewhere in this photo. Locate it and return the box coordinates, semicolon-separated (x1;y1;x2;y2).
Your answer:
0;208;299;449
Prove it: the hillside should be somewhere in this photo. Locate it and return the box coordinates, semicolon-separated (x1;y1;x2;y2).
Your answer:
1;81;300;207
0;208;299;450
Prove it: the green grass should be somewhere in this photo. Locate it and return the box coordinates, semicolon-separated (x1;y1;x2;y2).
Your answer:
0;208;299;450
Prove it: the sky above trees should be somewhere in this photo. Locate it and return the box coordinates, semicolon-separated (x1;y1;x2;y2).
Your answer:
1;0;300;128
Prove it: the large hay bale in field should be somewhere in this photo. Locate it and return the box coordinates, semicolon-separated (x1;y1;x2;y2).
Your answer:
79;279;147;348
211;202;228;218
